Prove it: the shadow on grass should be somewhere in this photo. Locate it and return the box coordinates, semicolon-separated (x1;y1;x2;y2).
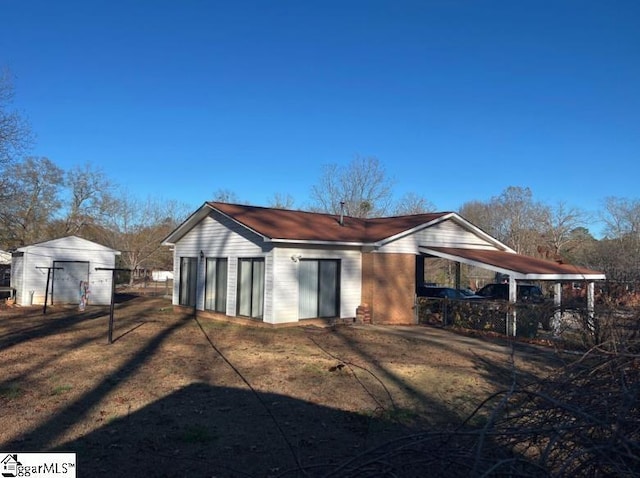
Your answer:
51;382;434;477
0;297;567;477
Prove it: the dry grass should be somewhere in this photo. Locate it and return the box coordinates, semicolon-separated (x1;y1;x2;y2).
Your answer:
1;294;606;477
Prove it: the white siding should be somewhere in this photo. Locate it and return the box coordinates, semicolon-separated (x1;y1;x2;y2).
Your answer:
173;210;363;324
12;237;118;306
172;212;267;316
379;219;497;254
10;254;24;304
270;245;362;324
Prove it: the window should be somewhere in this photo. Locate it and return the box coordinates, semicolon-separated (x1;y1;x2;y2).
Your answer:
237;258;264;319
299;259;340;319
179;257;198;307
205;257;228;313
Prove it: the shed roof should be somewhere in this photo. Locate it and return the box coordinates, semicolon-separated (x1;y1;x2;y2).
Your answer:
16;236;120;254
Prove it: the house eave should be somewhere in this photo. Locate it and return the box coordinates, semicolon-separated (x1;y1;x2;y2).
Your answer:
268;238;369;247
379;212;515;252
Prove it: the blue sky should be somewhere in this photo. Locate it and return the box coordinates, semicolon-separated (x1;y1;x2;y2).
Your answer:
1;1;639;234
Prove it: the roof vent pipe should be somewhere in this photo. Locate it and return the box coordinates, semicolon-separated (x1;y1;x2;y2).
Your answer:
339;201;345;226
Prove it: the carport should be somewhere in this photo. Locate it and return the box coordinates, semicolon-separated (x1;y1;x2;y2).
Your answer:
418;246;606;334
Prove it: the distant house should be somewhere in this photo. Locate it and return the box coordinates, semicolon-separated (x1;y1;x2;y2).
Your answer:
11;236;120;306
163;202;605;325
0;250;11;287
152;270;174;282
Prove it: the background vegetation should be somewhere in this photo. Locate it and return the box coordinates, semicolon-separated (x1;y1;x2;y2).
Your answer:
1;69;639;284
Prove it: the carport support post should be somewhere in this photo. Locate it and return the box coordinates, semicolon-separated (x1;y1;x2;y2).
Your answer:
553;283;562;335
587;281;595;324
507;277;517;337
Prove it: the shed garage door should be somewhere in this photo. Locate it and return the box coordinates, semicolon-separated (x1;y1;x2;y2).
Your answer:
52;261;89;305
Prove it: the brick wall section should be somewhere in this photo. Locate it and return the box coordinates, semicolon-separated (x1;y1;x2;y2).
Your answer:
361;252;416;325
355;304;371;324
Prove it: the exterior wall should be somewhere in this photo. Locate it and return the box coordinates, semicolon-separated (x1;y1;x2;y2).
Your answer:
270;245;361;324
11;237;117;306
171;212;267;317
363;219;499;324
171;212;363;325
10;254;24;304
170;212;503;326
380;219;496;253
362;251;416;325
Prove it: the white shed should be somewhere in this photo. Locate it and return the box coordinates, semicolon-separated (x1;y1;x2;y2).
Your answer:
10;236;120;306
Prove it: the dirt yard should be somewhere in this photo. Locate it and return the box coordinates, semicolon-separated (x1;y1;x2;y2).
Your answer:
0;294;564;477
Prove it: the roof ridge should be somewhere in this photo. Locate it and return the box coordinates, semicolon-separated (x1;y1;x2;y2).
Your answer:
207;201;450;222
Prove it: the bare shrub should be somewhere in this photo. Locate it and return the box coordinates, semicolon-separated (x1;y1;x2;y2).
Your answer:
319;329;640;477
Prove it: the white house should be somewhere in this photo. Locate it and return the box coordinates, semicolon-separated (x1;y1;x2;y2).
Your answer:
163;202;606;326
152;270;174;282
11;236;120;306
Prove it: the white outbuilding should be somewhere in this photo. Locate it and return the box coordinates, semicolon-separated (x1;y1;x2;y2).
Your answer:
11;236;120;307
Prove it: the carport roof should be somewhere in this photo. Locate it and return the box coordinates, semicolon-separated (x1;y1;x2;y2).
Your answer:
420;246;606;281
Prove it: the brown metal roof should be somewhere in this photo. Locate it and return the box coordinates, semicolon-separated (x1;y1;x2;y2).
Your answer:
164;202;605;280
424;246;605;278
210;202;450;243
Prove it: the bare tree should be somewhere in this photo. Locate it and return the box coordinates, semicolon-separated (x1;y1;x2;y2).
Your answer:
459;186;547;255
0;157;63;248
598;197;640;281
493;186;547;255
561;226;599;269
0;69;33;167
211;188;240;203
268;192;295;209
310;155;393;218
458;200;499;232
601;197;640;239
98;193;190;284
538;201;589;258
57;163;115;236
393;192;436;215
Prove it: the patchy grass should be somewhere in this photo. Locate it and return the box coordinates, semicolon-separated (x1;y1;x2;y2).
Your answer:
0;294;563;477
0;384;23;400
51;385;73;396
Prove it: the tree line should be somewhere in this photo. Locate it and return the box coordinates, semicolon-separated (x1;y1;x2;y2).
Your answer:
219;157;640;284
2;69;638;283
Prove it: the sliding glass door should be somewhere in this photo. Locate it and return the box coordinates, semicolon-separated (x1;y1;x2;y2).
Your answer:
299;259;340;319
237;258;264;319
179;257;198;307
205;257;228;313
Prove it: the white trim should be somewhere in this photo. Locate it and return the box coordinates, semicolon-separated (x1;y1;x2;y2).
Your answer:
380;213;515;252
268;238;369;247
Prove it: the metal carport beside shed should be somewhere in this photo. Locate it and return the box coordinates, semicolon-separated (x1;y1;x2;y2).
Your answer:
10;236;120;307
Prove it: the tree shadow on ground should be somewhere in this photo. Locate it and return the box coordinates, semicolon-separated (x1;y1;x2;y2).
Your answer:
51;382;514;478
114;292;139;304
0;298;565;477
